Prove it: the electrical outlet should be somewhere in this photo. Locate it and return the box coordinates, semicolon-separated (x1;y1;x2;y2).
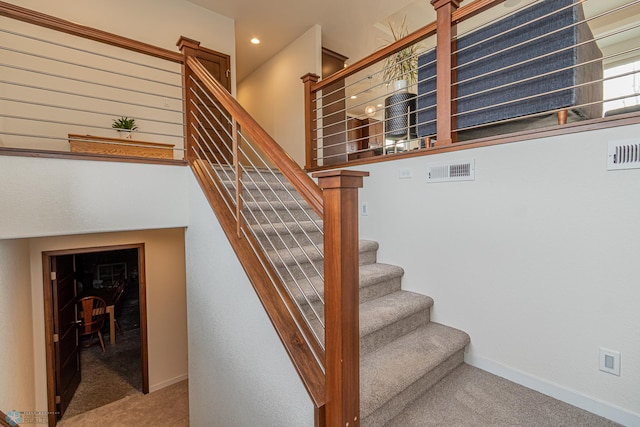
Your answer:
398;168;413;179
163;98;170;107
361;202;368;216
599;348;621;376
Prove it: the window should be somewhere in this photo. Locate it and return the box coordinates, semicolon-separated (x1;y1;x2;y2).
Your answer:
604;59;640;113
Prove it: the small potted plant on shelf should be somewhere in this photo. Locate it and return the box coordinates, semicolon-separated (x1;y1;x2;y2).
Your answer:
112;116;138;139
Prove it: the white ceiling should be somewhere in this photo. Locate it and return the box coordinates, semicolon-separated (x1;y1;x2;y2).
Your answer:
187;0;434;82
187;0;639;83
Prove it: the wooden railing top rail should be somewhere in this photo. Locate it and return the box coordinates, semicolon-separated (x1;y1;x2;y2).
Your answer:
0;0;183;63
186;56;324;217
311;0;504;92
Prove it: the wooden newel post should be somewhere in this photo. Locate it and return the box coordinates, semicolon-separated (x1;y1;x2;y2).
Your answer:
313;169;369;427
302;73;320;170
430;0;460;146
177;36;202;162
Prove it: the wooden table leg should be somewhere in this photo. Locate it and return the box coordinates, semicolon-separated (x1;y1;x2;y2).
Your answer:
107;305;115;345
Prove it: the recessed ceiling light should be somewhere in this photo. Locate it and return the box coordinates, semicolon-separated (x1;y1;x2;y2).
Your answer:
350;95;357;99
250;37;260;45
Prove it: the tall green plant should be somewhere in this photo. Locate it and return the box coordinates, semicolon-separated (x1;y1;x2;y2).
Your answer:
382;16;418;87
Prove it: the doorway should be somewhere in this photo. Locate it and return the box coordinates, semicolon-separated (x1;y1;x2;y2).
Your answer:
42;244;149;426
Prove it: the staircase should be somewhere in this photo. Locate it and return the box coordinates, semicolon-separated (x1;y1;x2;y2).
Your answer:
218;167;470;426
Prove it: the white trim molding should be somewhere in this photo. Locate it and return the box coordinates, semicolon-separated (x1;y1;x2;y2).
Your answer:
465;353;640;427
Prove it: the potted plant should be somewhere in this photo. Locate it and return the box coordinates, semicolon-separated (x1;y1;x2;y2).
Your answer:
112;116;138;139
382;17;418;92
382;17;418;142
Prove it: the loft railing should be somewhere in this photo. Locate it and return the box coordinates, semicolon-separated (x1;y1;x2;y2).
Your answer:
180;38;365;427
0;1;185;160
303;0;640;169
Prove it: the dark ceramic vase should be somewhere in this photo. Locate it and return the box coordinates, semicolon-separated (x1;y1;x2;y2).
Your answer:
385;92;417;140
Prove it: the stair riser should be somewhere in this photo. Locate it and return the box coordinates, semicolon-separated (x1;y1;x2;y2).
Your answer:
291;273;405;313
298;301;432;355
360;249;377;266
254;231;324;250
274;260;323;282
360;309;430;356
238;187;306;204
272;245;378;281
359;276;402;303
220;178;304;198
245;207;319;224
363;350;465;427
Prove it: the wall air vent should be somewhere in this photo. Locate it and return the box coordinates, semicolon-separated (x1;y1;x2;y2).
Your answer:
608;140;640;170
426;159;475;183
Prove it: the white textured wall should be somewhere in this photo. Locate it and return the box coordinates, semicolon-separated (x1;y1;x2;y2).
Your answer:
28;228;188;413
237;25;322;167
354;124;640;425
0;156;188;239
0;239;35;413
0;153;189;412
185;172;314;426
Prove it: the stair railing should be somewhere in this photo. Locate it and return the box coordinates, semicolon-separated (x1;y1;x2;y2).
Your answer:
303;0;638;169
0;1;185;159
179;39;367;426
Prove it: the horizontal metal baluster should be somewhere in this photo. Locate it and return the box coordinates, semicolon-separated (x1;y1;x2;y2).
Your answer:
239;225;326;361
238;193;325;329
238;134;324;236
0;63;180;99
0;45;181;88
0;96;182;128
0;28;181;75
235;154;325;280
2;80;183;112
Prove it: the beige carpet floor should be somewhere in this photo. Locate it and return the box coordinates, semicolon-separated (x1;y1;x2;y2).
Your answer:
57;365;619;426
58;380;188;427
62;328;142;419
387;364;622;426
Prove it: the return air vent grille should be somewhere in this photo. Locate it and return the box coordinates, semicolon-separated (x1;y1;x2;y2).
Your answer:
608;140;640;170
426;159;475;183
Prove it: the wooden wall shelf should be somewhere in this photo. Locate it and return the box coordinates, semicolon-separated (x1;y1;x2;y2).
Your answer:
68;134;175;159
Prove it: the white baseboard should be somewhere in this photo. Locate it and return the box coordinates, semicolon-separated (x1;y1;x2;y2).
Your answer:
464;354;640;427
149;373;189;393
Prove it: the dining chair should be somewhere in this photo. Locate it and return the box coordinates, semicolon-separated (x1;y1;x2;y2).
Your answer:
77;296;107;352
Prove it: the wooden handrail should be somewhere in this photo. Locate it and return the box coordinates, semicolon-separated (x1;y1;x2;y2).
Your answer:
311;0;504;92
0;1;183;63
191;160;327;409
186;56;324;217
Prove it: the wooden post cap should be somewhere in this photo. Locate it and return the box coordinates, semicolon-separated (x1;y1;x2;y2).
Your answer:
312;170;369;189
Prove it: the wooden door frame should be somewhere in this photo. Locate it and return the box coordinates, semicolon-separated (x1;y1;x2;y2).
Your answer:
42;243;149;427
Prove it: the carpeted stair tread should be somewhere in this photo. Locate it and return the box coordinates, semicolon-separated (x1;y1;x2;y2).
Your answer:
360;291;433;337
250;219;323;237
244;199;317;213
268;240;379;268
283;263;406;312
358;263;404;301
361;322;470;421
223;178;299;193
360;291;433;356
